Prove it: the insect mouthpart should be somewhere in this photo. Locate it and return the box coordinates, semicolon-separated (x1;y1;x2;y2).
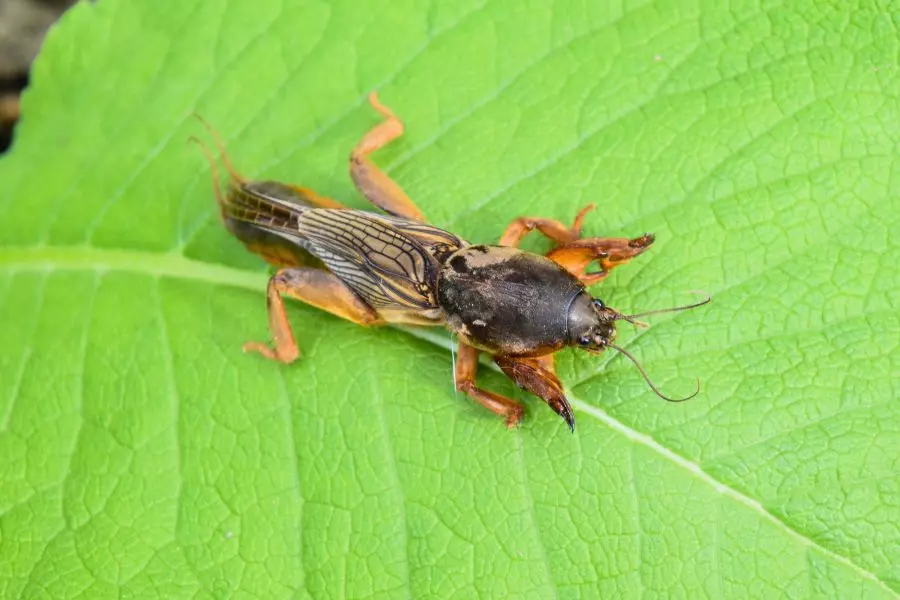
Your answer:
566;292;622;349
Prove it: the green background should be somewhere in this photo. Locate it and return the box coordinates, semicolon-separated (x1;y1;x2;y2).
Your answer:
1;0;898;598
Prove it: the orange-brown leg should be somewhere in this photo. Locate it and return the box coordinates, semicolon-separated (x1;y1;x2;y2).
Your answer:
497;202;655;285
349;92;427;222
454;342;525;428
546;233;654;285
494;354;575;432
281;184;348;209
244;267;384;363
498;204;595;247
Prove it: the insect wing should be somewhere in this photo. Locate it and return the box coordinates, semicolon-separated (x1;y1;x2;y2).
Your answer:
378;215;468;260
219;182;304;235
296;210;440;310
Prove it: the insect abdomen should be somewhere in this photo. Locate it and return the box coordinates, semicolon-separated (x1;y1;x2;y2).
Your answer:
221;181;322;267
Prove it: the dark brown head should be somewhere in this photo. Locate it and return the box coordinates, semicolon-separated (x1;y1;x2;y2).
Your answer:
566;292;622;350
566;292;711;402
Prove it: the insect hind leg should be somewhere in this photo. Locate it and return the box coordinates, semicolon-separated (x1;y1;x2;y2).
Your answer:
349;92;427;222
244;267;385;364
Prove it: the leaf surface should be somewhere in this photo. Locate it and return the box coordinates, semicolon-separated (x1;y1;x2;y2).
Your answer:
1;1;899;597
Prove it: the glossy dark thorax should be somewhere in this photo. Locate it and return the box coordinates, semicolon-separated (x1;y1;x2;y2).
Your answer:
437;245;584;356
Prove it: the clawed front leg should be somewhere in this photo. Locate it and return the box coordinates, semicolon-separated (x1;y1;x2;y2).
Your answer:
494;354;575;432
498;203;654;285
452;344;575;431
546;233;654;285
499;204;595;247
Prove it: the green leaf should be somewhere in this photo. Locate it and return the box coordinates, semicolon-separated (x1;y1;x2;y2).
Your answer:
2;0;898;597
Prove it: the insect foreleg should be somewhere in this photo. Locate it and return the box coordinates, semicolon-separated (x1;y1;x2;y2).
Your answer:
497;203;655;285
546;234;655;285
494;354;575;432
498;203;595;247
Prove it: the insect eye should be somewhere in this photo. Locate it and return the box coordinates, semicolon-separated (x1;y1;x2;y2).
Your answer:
578;335;592;346
592;299;605;309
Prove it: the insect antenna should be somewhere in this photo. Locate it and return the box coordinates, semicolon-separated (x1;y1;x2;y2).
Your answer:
623;295;711;322
608;343;699;403
615;314;650;328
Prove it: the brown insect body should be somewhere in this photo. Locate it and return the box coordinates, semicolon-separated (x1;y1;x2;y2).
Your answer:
194;93;707;432
438;245;583;357
225;194;605;361
220;181;322;268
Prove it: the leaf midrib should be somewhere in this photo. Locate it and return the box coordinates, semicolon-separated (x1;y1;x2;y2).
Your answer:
1;243;896;596
0;245;268;292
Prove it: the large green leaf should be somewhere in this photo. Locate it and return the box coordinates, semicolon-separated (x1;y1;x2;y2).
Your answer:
2;0;898;597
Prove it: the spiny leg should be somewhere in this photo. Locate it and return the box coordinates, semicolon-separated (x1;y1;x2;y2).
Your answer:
494;354;575;432
546;233;654;285
454;342;525;428
499;203;595;247
244;267;384;364
497;202;654;285
349;92;427;222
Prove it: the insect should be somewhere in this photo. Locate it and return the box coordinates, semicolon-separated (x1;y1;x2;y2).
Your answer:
192;92;709;431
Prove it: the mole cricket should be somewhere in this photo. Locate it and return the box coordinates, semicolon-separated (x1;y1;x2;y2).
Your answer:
192;92;709;431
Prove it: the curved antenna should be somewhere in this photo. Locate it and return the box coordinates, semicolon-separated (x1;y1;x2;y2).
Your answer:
625;295;711;321
608;343;699;403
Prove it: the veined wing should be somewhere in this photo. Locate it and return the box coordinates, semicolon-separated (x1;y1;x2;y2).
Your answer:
378;214;468;262
220;181;309;238
296;209;454;310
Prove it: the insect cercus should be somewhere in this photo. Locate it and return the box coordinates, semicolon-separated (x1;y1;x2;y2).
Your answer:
192;92;708;431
